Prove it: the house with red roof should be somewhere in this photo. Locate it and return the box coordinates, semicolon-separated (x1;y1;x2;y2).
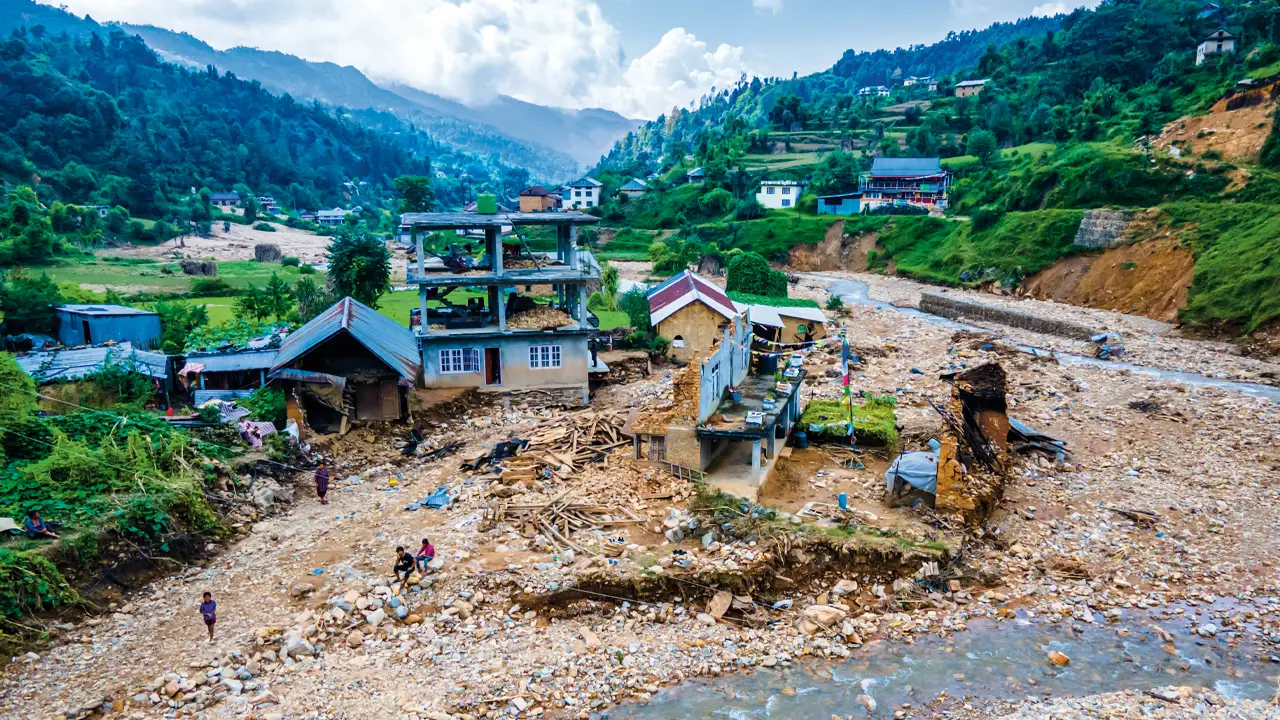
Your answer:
647;270;742;363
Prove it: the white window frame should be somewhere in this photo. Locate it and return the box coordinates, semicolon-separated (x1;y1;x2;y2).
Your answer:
439;348;480;374
528;344;562;369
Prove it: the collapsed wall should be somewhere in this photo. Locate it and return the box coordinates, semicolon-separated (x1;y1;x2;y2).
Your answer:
1072;209;1132;249
933;363;1012;524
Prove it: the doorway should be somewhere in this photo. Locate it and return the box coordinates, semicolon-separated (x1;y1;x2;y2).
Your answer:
484;347;502;386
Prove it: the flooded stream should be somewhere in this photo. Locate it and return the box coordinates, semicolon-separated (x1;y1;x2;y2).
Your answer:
825;279;1280;402
616;607;1280;719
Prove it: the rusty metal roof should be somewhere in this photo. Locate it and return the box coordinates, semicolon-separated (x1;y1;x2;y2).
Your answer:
647;270;738;326
270;297;421;382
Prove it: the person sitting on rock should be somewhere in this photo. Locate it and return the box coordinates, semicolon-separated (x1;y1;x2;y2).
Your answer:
393;546;415;588
414;537;435;573
24;509;59;540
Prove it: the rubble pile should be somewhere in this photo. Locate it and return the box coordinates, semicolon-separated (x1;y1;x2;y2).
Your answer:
506;307;572;330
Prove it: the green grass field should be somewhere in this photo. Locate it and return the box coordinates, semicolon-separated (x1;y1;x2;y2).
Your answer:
48;259;321;293
943;142;1055;169
741;152;826;170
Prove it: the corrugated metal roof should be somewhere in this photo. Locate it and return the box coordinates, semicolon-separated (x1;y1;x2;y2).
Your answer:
17;342;168;382
270;297;421;382
869;158;944;177
619;178;649;191
647;270;738;326
58;304;158;317
268;368;347;389
733;302;785;328
187;349;278;372
774;306;829;323
954;79;989;88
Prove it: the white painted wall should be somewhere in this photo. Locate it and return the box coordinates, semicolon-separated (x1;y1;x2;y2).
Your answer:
755;183;803;210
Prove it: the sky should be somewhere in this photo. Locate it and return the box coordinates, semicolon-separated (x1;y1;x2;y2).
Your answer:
38;0;1095;120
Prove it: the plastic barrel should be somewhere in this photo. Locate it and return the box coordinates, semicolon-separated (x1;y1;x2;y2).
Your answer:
794;431;808;449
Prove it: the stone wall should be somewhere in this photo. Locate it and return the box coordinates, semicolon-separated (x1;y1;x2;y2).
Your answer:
919;293;1096;341
1072;209;1131;249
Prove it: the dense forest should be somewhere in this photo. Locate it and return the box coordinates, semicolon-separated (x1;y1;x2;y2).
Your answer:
0;24;526;219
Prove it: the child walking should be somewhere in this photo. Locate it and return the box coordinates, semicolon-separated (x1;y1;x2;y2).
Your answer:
200;591;217;642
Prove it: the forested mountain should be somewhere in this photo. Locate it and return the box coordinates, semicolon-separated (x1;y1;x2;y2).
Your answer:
119;24;600;177
0;25;451;216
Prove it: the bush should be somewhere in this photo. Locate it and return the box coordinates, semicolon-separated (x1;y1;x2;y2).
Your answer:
650;336;671;355
587;291;608;313
618;287;652;332
699;188;734;214
298;264;316;275
190;277;235;296
825;295;844;311
281;256;301;267
734;198;767;220
726;251;788;297
241;387;286;428
970;205;1001;231
253;222;276;232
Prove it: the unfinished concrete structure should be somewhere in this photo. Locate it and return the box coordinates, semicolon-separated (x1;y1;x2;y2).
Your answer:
632;314;805;500
401;211;602;406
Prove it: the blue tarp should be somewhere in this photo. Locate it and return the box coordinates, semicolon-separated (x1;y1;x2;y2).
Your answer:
406;486;451;511
885;452;938;494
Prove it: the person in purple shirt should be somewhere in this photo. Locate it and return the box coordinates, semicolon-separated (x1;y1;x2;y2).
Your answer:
200;591;217;642
314;462;330;505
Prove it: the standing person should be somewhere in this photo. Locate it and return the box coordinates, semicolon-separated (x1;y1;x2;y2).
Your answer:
199;592;217;642
392;546;415;589
414;537;435;573
314;462;330;505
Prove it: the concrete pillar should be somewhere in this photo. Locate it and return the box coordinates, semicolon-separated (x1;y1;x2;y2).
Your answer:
489;227;502;275
557;224;570;265
419;288;430;337
413;227;424;281
767;433;775;460
497;286;507;332
569;225;579;270
578;284;588;327
751;439;761;471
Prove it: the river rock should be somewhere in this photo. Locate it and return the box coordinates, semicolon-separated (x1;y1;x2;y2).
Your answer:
1047;650;1071;666
346;631;365;648
831;580;859;597
707;591;732;619
796;605;847;635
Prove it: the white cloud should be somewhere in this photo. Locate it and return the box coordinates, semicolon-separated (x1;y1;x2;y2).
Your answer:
753;0;784;14
1030;2;1069;15
40;0;747;119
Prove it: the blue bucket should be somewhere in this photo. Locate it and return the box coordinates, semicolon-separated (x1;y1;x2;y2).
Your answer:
794;431;808;449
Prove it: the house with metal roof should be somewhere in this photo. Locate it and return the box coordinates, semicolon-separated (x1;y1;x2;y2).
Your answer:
56;305;162;349
859;157;950;213
817;191;862;216
268;297;421;435
518;185;560;212
733;301;828;347
17;342;169;385
954;78;989;98
561;177;603;209
617;178;649;198
647;270;742;364
210;191;240;207
181;349;279;404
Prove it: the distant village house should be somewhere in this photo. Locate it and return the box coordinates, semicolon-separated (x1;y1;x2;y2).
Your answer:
315;208;350;227
859;157;951;212
210;192;240;208
617;178;649;198
518;186;560;212
1196;29;1235;65
817;191;862;216
954;79;989;98
755;180;806;210
686;167;705;184
56;304;161;349
562;178;602;209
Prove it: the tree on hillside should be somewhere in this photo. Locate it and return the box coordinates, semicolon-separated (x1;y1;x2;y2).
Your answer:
327;224;391;308
153;301;209;354
0;270;63;335
600;262;620;312
966;130;998;165
618;287;651;332
0;351;35;463
292;276;332;324
394;176;435;213
726;252;788;298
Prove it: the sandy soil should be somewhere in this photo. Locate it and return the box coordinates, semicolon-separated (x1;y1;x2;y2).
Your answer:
102;223;332;265
1154;79;1278;163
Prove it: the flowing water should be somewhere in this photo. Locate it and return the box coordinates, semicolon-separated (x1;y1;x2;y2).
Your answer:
825;279;1280;403
616;604;1280;719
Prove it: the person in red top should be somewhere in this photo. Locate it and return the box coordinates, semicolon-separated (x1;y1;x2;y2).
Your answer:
414;537;435;573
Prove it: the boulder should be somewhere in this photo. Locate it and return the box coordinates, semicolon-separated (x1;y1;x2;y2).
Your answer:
345;631;365;648
1047;650;1071;667
831;580;859;597
795;605;848;635
706;591;732;619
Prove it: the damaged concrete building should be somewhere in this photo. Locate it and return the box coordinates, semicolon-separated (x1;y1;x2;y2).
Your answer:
632;315;806;500
269;297;421;438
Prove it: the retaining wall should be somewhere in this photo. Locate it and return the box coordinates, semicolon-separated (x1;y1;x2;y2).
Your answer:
919;293;1096;340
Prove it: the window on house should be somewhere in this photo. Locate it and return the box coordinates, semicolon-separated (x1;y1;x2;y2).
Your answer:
575;189;582;197
782;187;791;195
440;348;480;373
529;344;562;369
672;335;685;348
585;201;593;207
766;187;775;194
782;199;792;208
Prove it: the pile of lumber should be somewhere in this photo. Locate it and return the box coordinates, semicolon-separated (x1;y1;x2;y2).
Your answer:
507;306;572;330
485;490;645;554
495;409;630;482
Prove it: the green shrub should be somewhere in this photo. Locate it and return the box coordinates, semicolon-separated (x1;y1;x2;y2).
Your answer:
0;548;76;619
799;395;898;446
587;291;608;313
970;205;1001;231
190;277;235;296
281;256;301;267
298;264;316;275
825;295;844;311
726;251;788;297
727;291;818;308
650;336;671;355
253;222;276;232
240;387;286;427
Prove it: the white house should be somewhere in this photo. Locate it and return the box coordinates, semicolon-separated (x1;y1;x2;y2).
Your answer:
1196;29;1235;65
562;178;602;209
756;180;807;210
315;208;350;226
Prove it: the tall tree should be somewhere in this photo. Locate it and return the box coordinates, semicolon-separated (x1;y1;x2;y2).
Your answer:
326;224;391;308
394;176;435;214
0;270;63;335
